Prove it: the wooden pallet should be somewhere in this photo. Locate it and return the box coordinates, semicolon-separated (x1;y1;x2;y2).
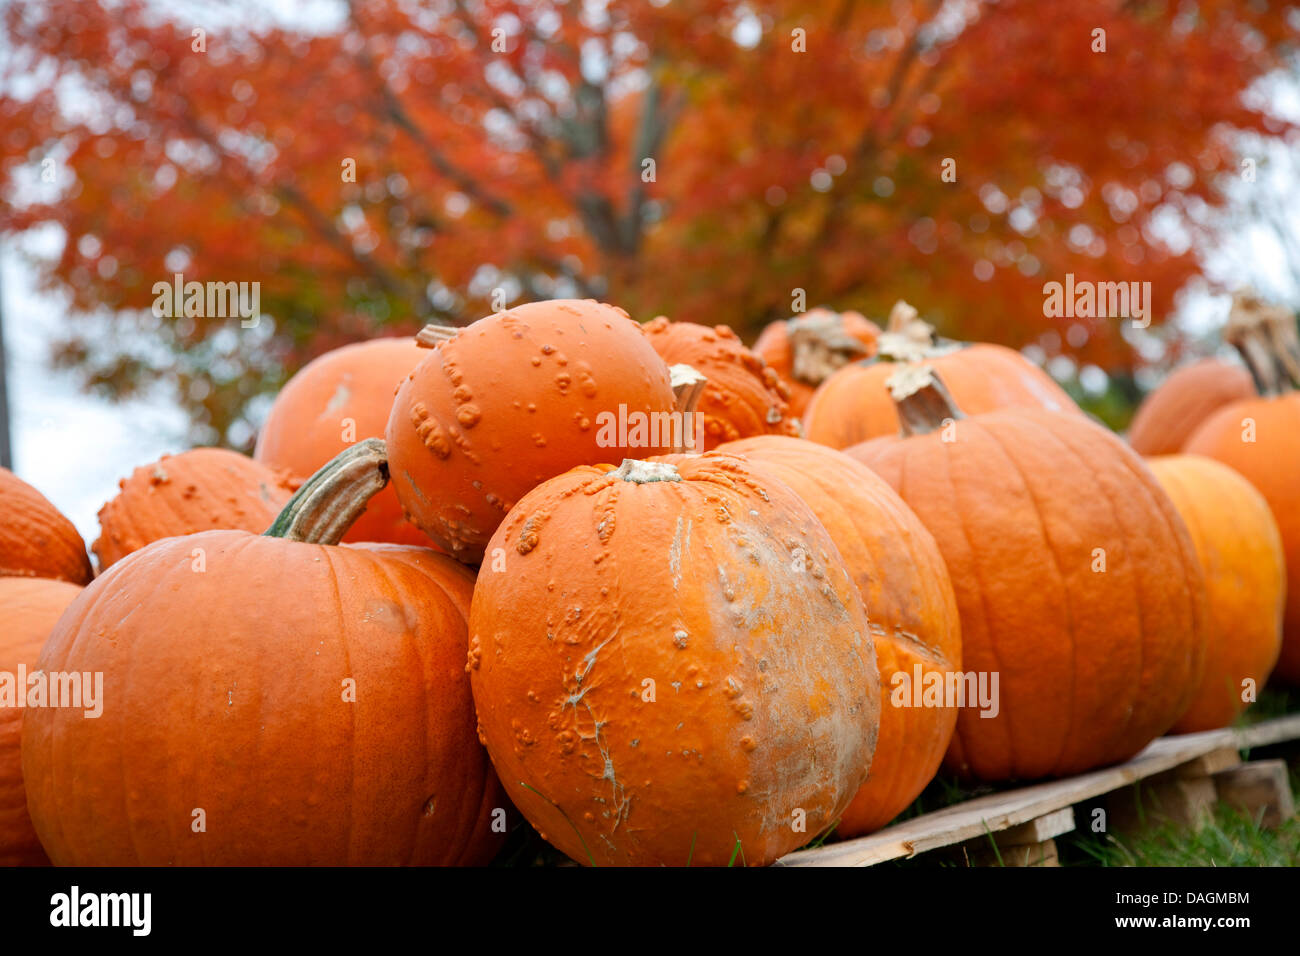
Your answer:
776;712;1300;867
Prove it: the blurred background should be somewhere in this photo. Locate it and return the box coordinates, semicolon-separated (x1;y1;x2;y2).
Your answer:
1;0;1298;539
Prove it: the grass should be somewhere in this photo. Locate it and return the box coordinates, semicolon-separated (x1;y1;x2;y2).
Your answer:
1061;781;1300;867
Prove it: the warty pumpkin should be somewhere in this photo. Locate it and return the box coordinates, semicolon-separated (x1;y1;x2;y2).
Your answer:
846;365;1208;782
752;308;881;418
719;435;960;836
1184;292;1300;685
0;468;93;585
386;299;678;564
642;317;801;449
804;301;1080;449
468;452;879;866
92;447;296;569
23;440;504;866
254;336;429;546
1127;358;1255;456
0;577;82;865
1146;455;1285;732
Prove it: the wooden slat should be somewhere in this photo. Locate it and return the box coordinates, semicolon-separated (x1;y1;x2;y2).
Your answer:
777;713;1300;868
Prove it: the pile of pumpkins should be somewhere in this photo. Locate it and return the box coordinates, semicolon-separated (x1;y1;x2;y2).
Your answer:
1;292;1297;867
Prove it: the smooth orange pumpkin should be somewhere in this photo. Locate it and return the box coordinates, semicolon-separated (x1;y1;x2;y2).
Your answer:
0;577;82;865
1128;358;1256;456
386;300;677;564
0;468;93;584
643;317;800;449
752;308;881;418
468;453;879;866
847;366;1207;782
1147;455;1285;732
92;447;296;569
23;441;504;865
805;303;1080;449
720;435;960;836
255;337;429;545
1184;293;1300;684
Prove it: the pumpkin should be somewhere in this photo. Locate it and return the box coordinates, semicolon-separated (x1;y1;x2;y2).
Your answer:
642;317;800;449
0;468;93;584
386;300;677;564
846;365;1207;782
804;301;1080;448
0;577;82;865
23;440;504;865
92;447;297;569
720;435;960;836
752;308;881;418
1184;292;1300;684
1146;455;1285;732
254;336;429;546
1127;359;1255;456
468;453;879;866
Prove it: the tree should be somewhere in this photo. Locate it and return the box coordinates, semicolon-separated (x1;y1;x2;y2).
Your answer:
1;0;1295;446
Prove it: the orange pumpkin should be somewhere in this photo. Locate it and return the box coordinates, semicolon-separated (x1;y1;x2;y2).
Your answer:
0;577;82;865
720;435;960;836
255;337;429;545
1184;293;1300;684
847;365;1207;782
386;300;677;564
23;440;504;865
1128;358;1255;456
0;468;92;584
643;317;800;449
752;308;881;418
805;302;1080;448
1147;455;1285;732
468;453;879;866
93;447;296;569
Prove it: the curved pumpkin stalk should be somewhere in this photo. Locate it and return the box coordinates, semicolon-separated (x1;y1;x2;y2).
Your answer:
885;363;966;437
263;438;390;544
1225;290;1300;397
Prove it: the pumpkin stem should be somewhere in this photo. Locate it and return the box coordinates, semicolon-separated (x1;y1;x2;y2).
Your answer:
669;363;708;454
886;364;965;436
416;323;460;348
1225;290;1300;397
787;310;871;385
263;438;389;545
875;300;960;363
613;459;682;483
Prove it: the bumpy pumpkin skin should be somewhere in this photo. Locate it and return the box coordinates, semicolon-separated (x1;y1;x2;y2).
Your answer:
0;468;93;585
1147;455;1285;732
386;300;676;564
752;309;881;418
0;577;81;865
255;338;429;545
643;317;800;449
849;409;1208;782
720;436;960;836
93;448;296;569
1185;393;1300;684
23;534;505;866
1128;359;1255;456
468;453;879;866
805;344;1080;449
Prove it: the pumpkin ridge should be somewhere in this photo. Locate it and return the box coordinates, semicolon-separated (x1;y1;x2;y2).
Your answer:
981;419;1082;778
316;542;359;865
1046;418;1158;767
934;428;1014;778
